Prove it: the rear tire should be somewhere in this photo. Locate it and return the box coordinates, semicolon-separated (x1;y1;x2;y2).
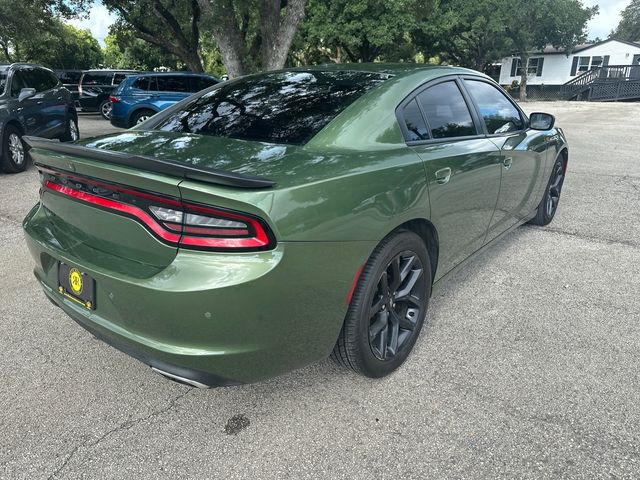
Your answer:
331;230;431;377
130;109;155;127
1;125;27;173
99;99;112;120
528;155;565;226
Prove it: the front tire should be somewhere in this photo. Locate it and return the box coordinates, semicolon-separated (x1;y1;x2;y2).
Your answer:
1;125;27;173
528;155;566;226
60;116;80;142
331;230;432;377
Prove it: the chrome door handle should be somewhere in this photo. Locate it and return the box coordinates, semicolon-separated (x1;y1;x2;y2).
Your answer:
503;157;513;170
435;167;452;184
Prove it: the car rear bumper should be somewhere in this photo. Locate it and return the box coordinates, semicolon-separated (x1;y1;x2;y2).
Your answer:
109;115;129;129
23;203;374;386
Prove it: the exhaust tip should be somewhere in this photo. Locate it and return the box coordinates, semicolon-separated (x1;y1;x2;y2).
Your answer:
151;367;210;389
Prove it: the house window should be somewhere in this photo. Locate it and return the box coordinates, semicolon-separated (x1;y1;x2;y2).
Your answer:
577;56;591;72
512;57;544;76
590;56;604;68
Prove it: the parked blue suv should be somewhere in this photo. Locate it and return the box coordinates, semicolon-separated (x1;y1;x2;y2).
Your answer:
109;72;219;128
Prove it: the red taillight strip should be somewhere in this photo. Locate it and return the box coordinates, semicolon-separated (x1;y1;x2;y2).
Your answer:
45;181;181;243
39;167;182;207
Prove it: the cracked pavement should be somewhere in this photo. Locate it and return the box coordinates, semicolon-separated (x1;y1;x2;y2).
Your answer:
1;104;639;479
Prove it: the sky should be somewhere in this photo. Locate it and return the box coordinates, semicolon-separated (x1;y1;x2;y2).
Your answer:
67;1;632;48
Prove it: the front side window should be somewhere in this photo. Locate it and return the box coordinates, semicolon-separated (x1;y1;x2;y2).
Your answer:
154;70;389;145
416;81;477;139
0;70;7;95
10;70;26;96
464;80;524;134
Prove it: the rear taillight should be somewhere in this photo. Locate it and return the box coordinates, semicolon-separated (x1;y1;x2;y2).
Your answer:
109;95;120;103
41;169;275;252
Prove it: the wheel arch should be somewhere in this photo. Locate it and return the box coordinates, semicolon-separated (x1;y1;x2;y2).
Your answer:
393;218;439;284
127;106;159;126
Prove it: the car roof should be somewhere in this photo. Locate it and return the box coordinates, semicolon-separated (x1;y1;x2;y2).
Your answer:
130;71;217;78
82;69;140;74
289;63;481;78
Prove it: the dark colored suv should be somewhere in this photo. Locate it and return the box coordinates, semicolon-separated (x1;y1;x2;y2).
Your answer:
53;69;83;104
110;72;219;128
0;63;78;173
78;70;140;120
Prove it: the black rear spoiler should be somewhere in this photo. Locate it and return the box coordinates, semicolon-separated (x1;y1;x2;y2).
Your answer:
22;136;276;189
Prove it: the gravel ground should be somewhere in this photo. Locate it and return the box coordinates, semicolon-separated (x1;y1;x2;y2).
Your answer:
0;103;639;479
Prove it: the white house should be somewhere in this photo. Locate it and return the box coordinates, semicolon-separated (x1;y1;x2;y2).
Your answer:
499;38;640;87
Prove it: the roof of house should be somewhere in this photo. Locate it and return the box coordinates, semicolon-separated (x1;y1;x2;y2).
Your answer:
529;38;640;55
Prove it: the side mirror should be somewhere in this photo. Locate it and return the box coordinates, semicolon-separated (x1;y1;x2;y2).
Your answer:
529;112;555;130
18;88;36;102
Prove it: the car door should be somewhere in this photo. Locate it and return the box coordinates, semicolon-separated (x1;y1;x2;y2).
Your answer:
9;68;45;136
398;78;502;279
461;78;550;241
154;76;192;109
34;67;67;137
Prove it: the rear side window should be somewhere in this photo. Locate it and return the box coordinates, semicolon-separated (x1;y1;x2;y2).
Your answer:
463;79;524;134
131;77;152;91
82;72;112;85
417;81;477;139
113;73;128;85
154;70;389;145
155;76;190;92
190;76;218;92
402;99;429;141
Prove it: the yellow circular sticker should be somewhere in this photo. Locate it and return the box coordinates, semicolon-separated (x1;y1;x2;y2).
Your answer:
69;268;83;295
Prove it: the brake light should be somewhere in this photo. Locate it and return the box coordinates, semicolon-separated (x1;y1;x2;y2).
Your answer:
40;169;275;252
109;95;120;103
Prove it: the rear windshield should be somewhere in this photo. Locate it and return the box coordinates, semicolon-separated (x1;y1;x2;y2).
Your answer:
153;70;390;145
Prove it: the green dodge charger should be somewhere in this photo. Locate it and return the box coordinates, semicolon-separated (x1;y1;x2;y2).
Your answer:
22;64;567;387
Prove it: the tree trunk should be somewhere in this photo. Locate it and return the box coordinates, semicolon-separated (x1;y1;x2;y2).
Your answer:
199;0;305;77
519;52;529;102
260;0;305;71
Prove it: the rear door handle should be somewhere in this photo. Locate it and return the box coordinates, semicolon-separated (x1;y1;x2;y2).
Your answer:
435;167;452;184
503;157;513;169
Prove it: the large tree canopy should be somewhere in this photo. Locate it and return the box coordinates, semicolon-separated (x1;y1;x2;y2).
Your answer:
613;0;640;42
300;0;426;63
0;0;100;68
502;0;597;100
103;0;204;71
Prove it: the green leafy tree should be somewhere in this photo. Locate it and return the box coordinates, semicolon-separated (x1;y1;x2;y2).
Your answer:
613;0;640;42
503;0;597;100
415;0;513;72
22;23;103;69
102;0;204;71
300;0;426;63
103;29;181;70
0;0;87;62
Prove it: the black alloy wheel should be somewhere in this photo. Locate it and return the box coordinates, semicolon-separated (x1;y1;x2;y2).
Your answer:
368;251;426;360
332;230;432;377
529;155;566;226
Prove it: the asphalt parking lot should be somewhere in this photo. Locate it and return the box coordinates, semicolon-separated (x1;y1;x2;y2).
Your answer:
1;103;639;479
